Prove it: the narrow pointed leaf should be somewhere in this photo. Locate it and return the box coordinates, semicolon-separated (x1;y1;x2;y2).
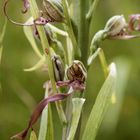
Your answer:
82;63;117;140
30;130;37;140
101;58;131;132
46;105;54;140
67;98;85;140
38;83;49;140
23;17;43;58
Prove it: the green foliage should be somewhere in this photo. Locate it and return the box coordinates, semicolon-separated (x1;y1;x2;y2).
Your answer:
82;63;117;140
67;98;85;140
30;130;37;140
1;0;140;140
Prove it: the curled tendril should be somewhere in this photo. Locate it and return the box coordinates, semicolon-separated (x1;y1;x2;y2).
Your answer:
3;0;53;26
129;14;140;31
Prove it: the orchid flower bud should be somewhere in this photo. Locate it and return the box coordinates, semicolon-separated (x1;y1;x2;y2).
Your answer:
52;55;65;82
43;0;64;22
67;60;87;83
104;15;127;36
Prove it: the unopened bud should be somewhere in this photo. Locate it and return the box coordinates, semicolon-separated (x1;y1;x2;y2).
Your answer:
104;15;127;36
52;55;65;82
67;60;87;83
43;0;64;22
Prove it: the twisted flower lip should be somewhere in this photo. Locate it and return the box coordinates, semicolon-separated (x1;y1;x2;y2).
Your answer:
11;79;85;140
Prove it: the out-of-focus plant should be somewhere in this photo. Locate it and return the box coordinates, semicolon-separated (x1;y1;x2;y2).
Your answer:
0;19;7;95
3;0;140;140
0;19;7;64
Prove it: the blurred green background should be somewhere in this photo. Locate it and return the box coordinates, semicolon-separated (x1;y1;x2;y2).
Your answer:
1;0;140;140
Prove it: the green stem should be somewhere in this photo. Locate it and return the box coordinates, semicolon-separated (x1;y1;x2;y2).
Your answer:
61;1;77;136
29;0;67;124
62;0;81;58
79;0;89;67
86;0;101;20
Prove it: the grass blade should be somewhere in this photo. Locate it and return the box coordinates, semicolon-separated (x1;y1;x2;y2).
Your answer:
82;63;117;140
67;98;85;140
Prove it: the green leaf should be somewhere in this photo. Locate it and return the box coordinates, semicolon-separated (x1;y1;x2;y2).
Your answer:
82;63;117;140
101;58;131;133
67;98;85;140
23;17;43;59
38;84;49;140
30;130;37;140
46;105;54;140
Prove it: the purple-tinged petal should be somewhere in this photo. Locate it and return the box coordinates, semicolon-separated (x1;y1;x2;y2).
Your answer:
11;93;70;140
70;80;85;91
129;14;140;31
57;80;71;87
34;17;54;25
22;0;30;13
57;80;85;92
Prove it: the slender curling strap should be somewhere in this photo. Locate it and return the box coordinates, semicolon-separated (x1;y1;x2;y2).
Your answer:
4;0;55;26
3;0;34;26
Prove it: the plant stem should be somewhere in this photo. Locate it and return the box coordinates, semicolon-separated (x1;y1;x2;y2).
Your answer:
86;0;101;20
78;0;89;67
62;0;81;58
29;0;67;124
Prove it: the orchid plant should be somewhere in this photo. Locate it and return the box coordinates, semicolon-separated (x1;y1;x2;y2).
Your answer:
3;0;140;140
